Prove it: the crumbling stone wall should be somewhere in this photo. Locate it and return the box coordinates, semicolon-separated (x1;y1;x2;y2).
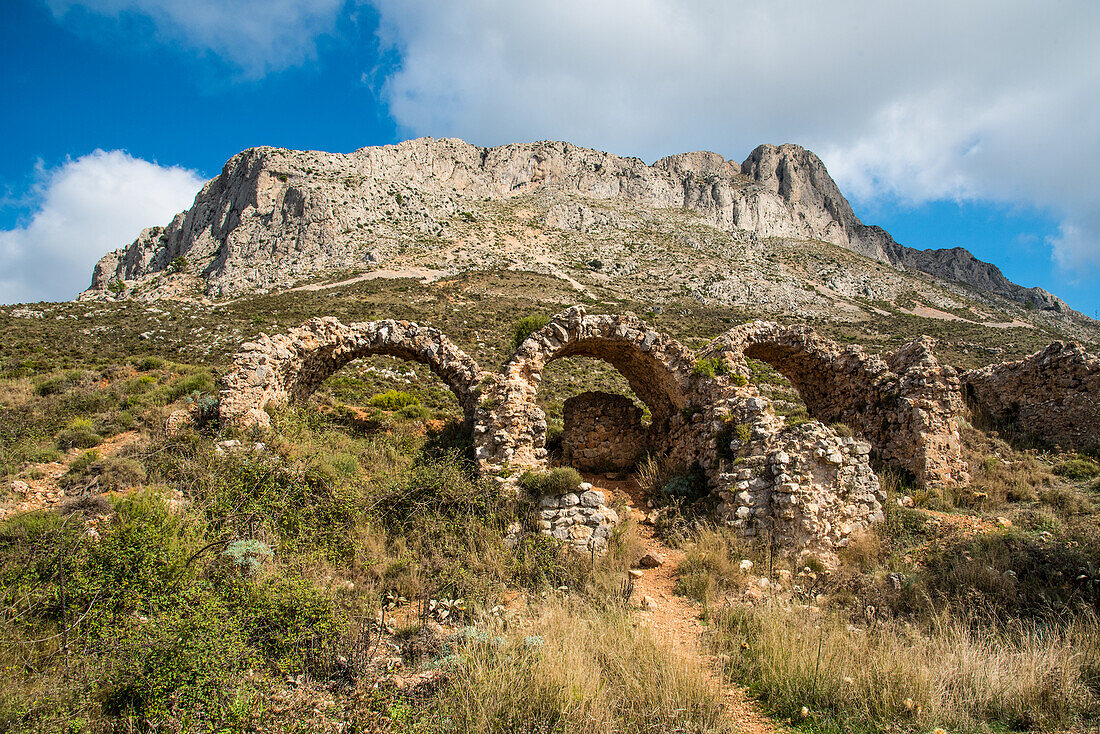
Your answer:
535;485;620;551
962;342;1100;453
220;307;1095;557
219;316;485;428
474;306;697;472
562;392;649;471
701;321;969;488
715;425;883;554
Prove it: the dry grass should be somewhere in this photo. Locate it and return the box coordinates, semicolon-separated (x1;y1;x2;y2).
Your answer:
954;424;1053;509
712;601;1100;733
425;599;738;733
0;378;34;408
633;453;680;497
674;525;759;603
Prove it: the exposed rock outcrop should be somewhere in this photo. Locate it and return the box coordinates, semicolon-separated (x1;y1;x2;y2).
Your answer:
740;144;1072;313
83;137;1073;315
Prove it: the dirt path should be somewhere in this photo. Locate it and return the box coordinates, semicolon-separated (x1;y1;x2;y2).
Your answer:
586;474;785;734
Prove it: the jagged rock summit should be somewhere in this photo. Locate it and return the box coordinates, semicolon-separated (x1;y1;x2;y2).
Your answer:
84;137;1071;315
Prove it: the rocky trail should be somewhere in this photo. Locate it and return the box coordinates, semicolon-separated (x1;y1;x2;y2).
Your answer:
586;474;786;734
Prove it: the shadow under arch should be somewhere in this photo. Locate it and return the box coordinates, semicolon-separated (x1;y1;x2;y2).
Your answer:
701;321;874;429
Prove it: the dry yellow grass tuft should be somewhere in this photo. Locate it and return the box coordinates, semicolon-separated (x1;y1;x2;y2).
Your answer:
427;599;739;733
712;601;1099;732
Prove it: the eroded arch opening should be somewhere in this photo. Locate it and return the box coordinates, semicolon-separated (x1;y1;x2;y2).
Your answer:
740;343;852;432
312;354;465;426
480;307;698;477
536;355;657;472
295;342;476;420
218;317;485;431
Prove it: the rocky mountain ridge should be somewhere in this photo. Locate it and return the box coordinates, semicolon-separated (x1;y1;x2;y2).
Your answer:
84;137;1074;317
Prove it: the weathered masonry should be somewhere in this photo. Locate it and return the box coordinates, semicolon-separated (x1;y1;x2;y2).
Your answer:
219;306;1099;557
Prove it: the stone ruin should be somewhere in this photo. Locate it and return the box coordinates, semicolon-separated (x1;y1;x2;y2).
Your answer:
562;392;649;472
961;341;1100;454
218;306;1099;559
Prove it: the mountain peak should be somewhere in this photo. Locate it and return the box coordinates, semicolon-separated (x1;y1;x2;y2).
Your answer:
81;137;1078;321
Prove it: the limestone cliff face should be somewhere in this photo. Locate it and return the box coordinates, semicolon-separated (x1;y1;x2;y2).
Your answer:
738;144;1071;313
884;245;1067;311
84;137;1069;312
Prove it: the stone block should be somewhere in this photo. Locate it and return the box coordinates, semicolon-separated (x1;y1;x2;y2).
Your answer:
579;490;606;507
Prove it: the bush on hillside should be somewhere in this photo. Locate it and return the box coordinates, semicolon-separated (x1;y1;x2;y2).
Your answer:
519;467;583;496
368;390;420;411
510;314;551;350
692;356;729;378
1054;458;1100;481
55;417;103;450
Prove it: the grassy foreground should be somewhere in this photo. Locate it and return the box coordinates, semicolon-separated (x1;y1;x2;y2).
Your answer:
1;310;1099;733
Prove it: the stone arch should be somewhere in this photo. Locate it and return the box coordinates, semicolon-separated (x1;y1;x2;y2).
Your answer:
702;321;875;428
219;316;485;428
701;321;969;488
473;306;697;471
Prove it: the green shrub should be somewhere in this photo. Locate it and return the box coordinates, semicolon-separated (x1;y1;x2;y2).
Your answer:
95;590;254;722
368;390;420;411
692;356;729;378
223;539;273;576
1054;458;1100;481
544;423;564;455
62;454;146;491
56;417;103;450
67;448;101;475
508;533;588;589
35;375;71;396
234;576;346;675
398;403;432;420
659;468;707;503
510;314;551;350
829;421;854;437
1040;487;1093;516
784;411;812;429
373;453;508;536
103;409;136;433
167;371;214;401
907;528;1100;618
519;467;583;496
197;454;360;560
132;356;165;371
325;452;361;478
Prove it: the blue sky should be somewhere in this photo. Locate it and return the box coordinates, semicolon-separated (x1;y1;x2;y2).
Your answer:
1;0;1097;317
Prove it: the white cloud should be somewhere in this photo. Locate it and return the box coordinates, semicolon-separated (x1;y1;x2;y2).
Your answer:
372;0;1100;277
0;151;205;304
46;0;345;76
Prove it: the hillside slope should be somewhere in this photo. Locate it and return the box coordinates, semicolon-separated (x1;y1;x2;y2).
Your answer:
82;138;1081;327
